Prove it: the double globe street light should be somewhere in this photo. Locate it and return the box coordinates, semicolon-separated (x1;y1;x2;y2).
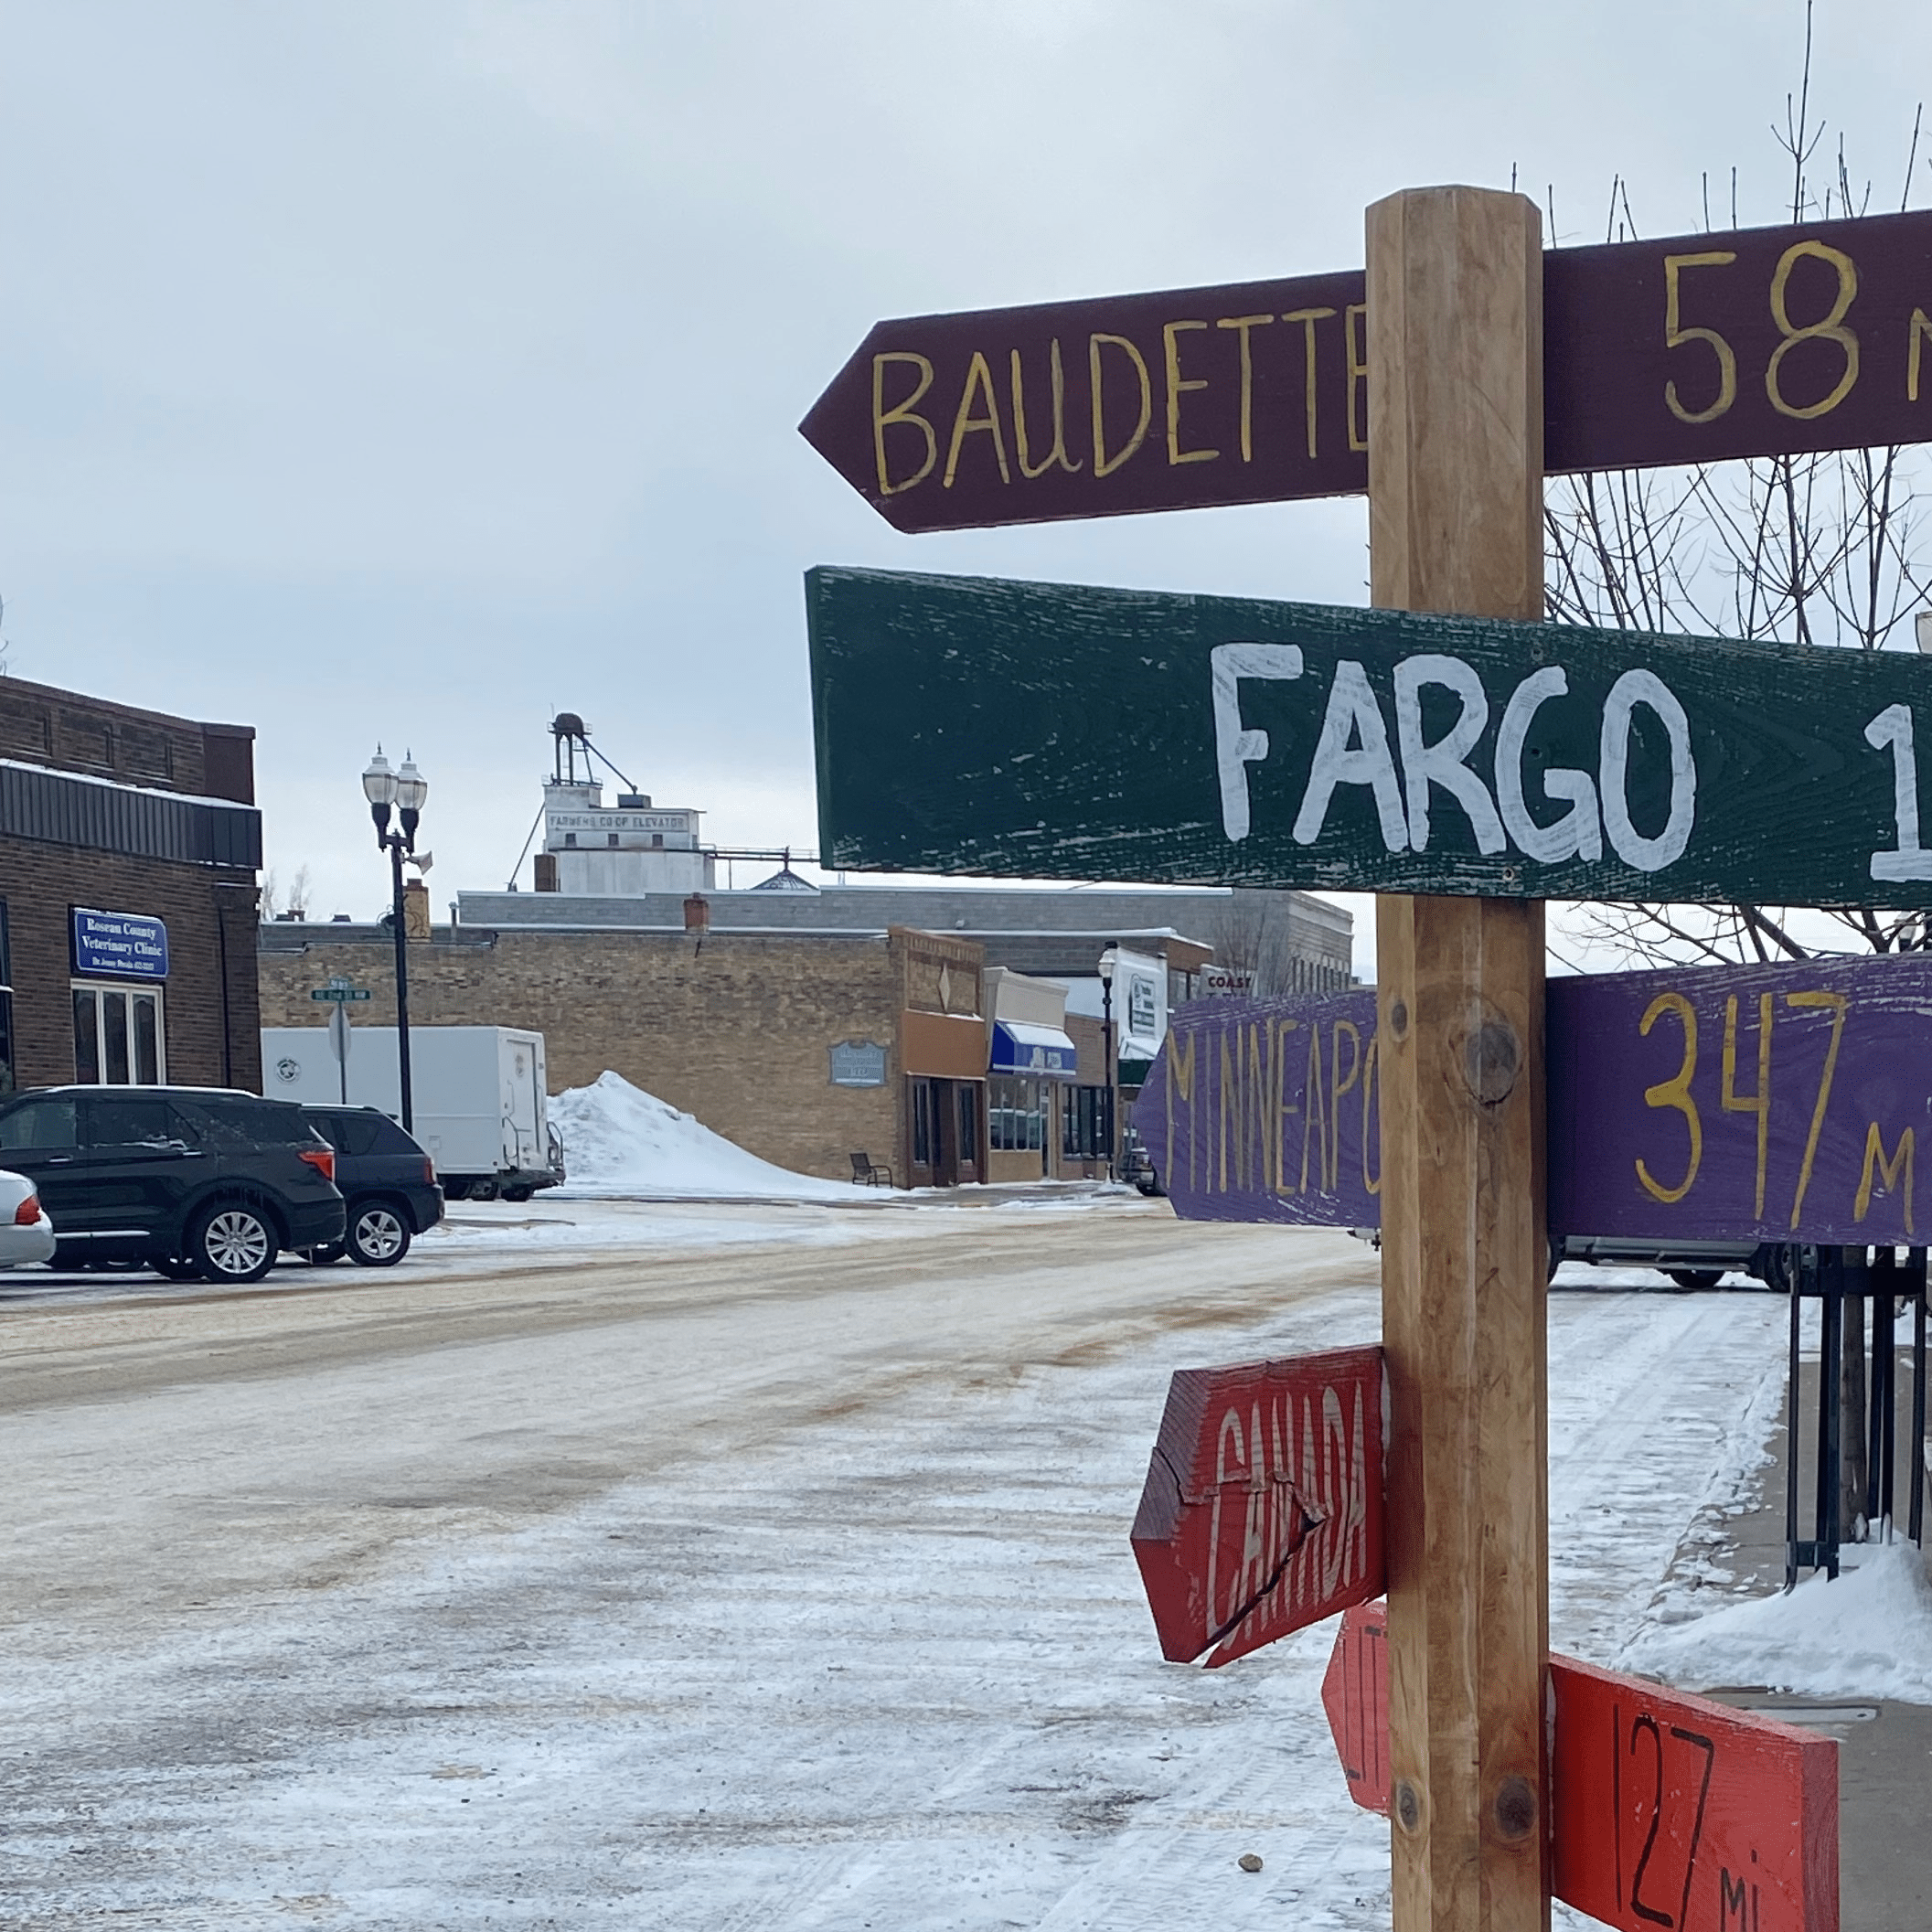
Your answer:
362;748;429;1132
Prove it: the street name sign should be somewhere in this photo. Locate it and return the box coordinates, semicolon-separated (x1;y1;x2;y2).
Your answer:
310;985;372;1003
1129;1346;1384;1668
1135;952;1932;1248
809;563;1932;908
801;208;1932;532
1323;1602;1839;1932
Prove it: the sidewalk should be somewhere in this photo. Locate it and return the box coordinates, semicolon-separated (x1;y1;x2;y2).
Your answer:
1660;1341;1930;1932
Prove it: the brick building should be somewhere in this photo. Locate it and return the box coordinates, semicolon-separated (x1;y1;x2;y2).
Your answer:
257;922;990;1185
0;678;262;1093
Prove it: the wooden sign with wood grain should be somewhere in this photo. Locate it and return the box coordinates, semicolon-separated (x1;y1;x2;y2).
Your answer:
1128;1346;1385;1668
800;208;1932;532
1323;1602;1840;1932
806;563;1932;909
1134;953;1932;1248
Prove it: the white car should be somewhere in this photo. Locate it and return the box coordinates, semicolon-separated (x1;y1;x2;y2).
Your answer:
0;1167;56;1267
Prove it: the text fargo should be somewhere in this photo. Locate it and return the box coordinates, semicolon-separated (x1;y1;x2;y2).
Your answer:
1212;643;1699;874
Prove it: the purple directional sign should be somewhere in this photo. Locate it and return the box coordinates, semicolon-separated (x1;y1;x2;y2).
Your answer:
1135;952;1932;1247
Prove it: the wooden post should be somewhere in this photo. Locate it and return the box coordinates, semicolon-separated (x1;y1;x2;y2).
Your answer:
1368;187;1550;1932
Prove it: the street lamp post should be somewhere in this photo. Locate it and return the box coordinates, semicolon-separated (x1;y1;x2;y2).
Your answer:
362;748;428;1133
1097;945;1120;1180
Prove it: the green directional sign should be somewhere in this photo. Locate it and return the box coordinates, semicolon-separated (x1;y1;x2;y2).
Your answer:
310;985;373;1003
807;564;1932;906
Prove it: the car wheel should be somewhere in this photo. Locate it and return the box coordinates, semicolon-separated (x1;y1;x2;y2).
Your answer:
1667;1268;1724;1291
501;1186;532;1204
347;1201;411;1267
188;1203;277;1285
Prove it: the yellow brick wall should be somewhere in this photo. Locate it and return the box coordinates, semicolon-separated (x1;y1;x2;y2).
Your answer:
257;929;909;1181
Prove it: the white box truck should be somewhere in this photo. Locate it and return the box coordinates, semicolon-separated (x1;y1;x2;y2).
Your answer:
262;1025;564;1201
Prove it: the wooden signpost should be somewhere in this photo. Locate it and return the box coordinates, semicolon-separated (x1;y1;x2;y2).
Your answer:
801;208;1932;532
1324;1602;1840;1932
1136;952;1932;1248
1128;1346;1385;1667
798;178;1932;1932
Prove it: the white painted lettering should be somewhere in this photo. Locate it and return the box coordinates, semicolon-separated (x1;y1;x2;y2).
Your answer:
1211;643;1304;840
1495;665;1602;861
1865;703;1932;881
1293;660;1409;851
1393;653;1506;852
1599;669;1696;871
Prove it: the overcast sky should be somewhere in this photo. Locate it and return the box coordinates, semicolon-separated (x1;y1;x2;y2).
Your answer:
4;1;1927;949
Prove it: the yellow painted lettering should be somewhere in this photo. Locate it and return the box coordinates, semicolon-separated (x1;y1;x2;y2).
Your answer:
1636;991;1702;1204
871;351;938;496
1767;240;1859;421
1908;307;1932;403
941;350;1010;489
1786;990;1849;1228
1281;305;1337;460
1329;1019;1361;1194
1167;1026;1198;1193
1162;320;1218;466
1720;993;1773;1219
1215;314;1275;462
1662;251;1739;424
1274;1019;1301;1194
1009;340;1083;479
1301;1021;1328;1193
1854;1122;1914;1232
1089;333;1152;477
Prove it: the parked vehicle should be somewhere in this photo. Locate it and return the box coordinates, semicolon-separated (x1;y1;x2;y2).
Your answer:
262;1025;564;1201
1351;1223;1767;1290
1119;1129;1165;1197
0;1087;345;1284
298;1105;443;1266
0;1168;57;1269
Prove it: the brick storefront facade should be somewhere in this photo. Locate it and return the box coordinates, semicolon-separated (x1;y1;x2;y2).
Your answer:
258;923;987;1184
0;678;262;1093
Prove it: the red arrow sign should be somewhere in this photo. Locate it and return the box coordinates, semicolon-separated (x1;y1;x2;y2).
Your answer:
801;207;1932;532
1129;1346;1383;1667
1323;1603;1840;1932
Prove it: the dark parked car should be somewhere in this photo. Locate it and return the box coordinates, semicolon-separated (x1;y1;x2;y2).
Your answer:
0;1086;346;1284
299;1106;443;1266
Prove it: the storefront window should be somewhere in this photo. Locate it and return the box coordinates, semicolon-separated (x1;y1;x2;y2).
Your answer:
72;984;165;1084
1062;1085;1110;1159
988;1077;1047;1152
956;1083;979;1167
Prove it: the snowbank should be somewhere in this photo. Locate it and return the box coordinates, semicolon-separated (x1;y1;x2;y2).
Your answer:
1625;1542;1932;1703
549;1072;872;1201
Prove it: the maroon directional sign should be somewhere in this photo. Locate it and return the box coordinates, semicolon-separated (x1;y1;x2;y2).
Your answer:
801;207;1932;531
1323;1602;1840;1932
1129;1346;1384;1668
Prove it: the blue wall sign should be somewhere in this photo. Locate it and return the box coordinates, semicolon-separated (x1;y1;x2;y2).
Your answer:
72;907;169;980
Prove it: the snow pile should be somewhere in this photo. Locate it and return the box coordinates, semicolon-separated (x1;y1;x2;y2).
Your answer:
549;1072;871;1201
1625;1542;1932;1703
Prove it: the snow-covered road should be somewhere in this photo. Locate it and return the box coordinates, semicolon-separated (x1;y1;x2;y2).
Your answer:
0;1211;1787;1929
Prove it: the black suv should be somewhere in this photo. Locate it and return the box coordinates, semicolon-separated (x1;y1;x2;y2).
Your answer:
298;1106;443;1266
0;1086;346;1284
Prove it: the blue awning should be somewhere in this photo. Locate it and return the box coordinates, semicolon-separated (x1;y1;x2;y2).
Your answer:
990;1019;1079;1080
